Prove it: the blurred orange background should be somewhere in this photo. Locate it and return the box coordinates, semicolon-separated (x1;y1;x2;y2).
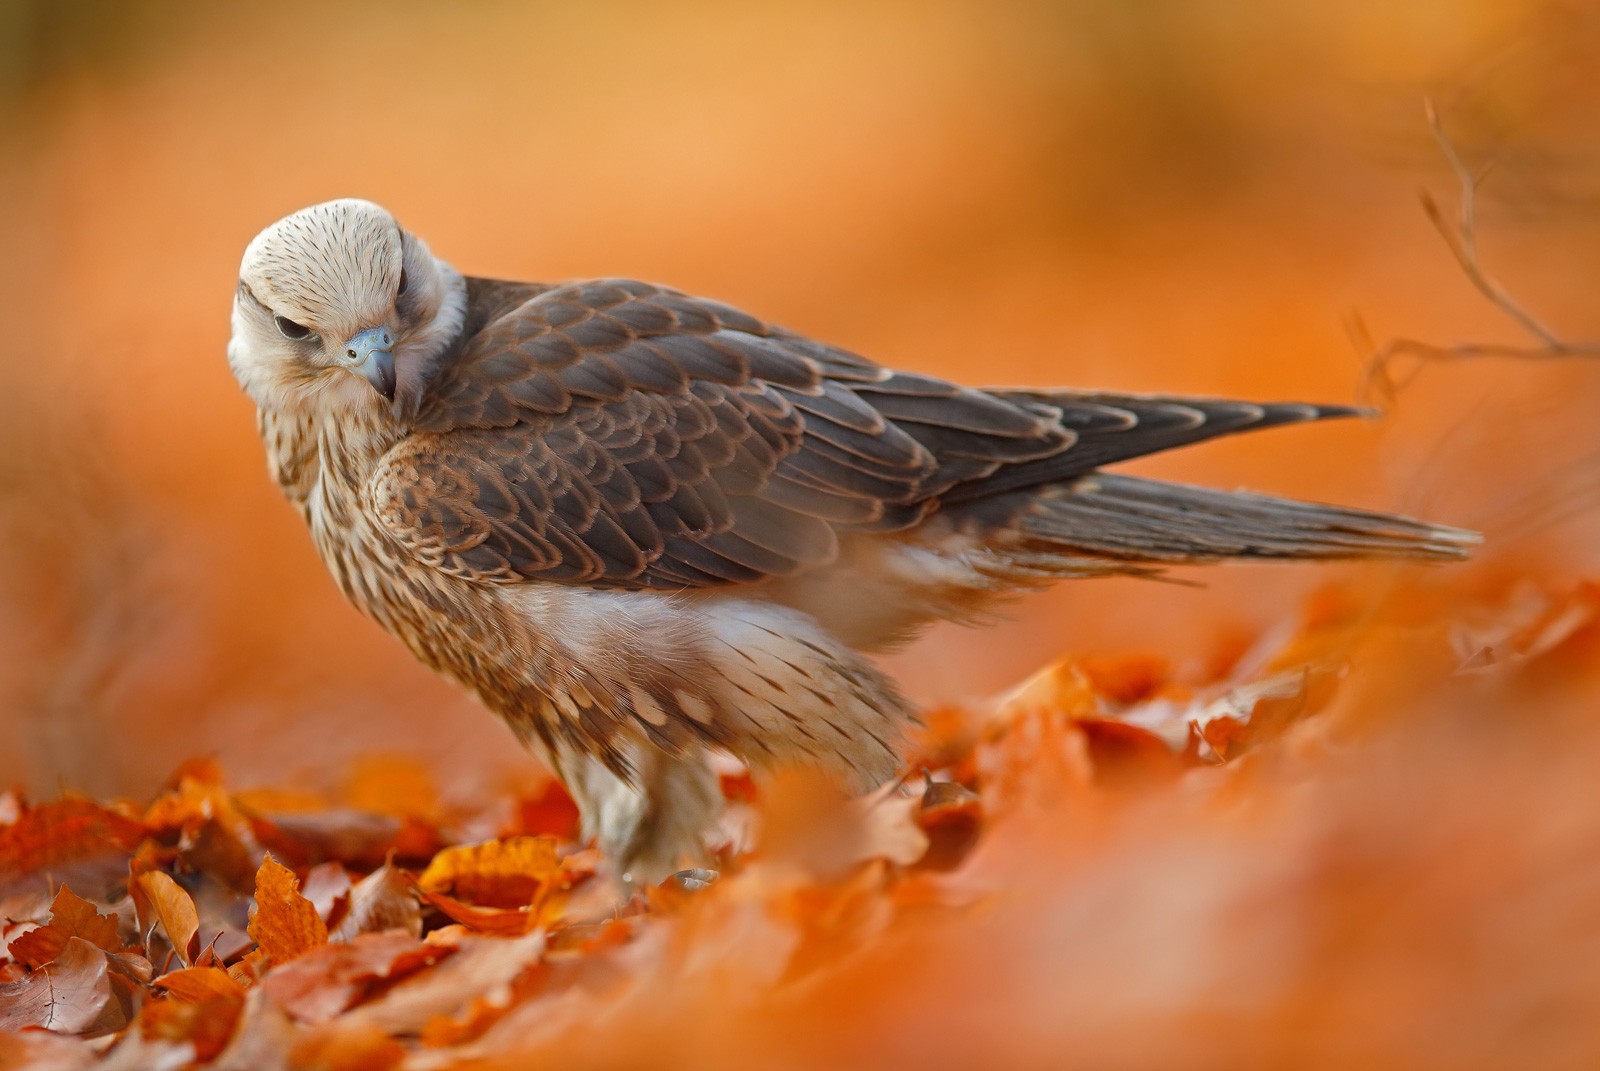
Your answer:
0;0;1596;802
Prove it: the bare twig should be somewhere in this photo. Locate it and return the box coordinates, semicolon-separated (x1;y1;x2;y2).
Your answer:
1359;98;1600;406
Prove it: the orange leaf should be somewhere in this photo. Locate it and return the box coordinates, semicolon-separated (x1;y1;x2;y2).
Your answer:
416;836;561;908
261;931;451;1023
330;863;422;941
1080;652;1173;705
0;937;112;1034
915;781;984;871
289;1021;406;1071
419;891;544;936
1077;718;1192;790
993;658;1100;727
507;780;582;840
5;885;123;969
140;988;245;1062
152;965;246;1003
0;1030;95;1069
0;799;145;881
131;870;201;968
47;885;123;954
248;855;329;965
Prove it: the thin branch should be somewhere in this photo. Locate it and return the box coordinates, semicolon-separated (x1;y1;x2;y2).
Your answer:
1359;98;1600;406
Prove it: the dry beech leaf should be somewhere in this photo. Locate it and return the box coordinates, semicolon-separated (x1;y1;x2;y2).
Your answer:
206;987;298;1071
301;860;354;925
1075;719;1193;789
339;932;545;1036
267;810;411;869
1079;652;1173;705
143;773;264;892
287;1020;406;1071
151;965;245;1004
0;1029;97;1071
760;770;929;878
858;783;931;868
331;862;423;941
130;871;201;968
419;891;544;937
6;885;123;969
260;931;453;1023
248;855;329;965
916;781;983;872
508;780;582;840
138;986;246;1064
417;836;561;908
0;800;146;885
991;658;1099;728
0;936;113;1034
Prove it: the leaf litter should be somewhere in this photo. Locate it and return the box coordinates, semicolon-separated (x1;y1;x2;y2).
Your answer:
2;576;1599;1068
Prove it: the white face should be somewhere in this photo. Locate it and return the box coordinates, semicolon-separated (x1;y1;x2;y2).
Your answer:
228;198;453;412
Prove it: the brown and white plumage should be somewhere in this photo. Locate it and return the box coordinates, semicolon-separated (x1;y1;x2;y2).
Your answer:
229;199;1475;882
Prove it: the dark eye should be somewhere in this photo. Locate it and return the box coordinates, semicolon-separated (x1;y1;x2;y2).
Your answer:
274;315;313;341
396;268;409;298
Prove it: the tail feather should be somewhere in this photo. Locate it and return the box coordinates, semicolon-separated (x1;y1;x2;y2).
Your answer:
943;393;1365;504
977;473;1478;567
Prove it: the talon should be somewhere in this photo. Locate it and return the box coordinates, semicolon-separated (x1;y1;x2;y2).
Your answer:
668;868;719;890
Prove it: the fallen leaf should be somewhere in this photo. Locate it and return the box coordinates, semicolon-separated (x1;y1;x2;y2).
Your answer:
144;771;265;892
330;863;422;941
991;658;1099;727
417;836;561;908
139;988;246;1064
339;932;545;1035
261;931;453;1023
0;1028;97;1071
1079;652;1173;705
0;800;145;890
247;855;328;965
0;937;113;1034
266;810;410;868
507;780;582;840
287;1020;405;1071
5;886;123;969
301;860;354;925
759;770;929;878
130;871;201;968
915;781;983;871
419;891;543;937
151;965;245;1004
1076;718;1192;789
206;987;296;1071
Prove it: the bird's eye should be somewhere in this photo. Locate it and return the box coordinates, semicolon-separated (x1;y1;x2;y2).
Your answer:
396;268;409;298
274;316;313;341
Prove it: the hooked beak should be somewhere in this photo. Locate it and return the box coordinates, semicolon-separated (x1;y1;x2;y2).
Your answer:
341;326;396;401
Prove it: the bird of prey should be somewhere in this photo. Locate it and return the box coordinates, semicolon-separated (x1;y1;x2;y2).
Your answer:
229;199;1474;883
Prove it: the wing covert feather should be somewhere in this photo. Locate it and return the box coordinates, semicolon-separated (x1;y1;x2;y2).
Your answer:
369;278;1358;589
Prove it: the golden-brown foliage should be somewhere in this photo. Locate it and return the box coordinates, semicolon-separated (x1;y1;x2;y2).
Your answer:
4;574;1600;1067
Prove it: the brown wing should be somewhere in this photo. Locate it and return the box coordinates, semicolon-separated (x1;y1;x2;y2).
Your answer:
367;277;1356;589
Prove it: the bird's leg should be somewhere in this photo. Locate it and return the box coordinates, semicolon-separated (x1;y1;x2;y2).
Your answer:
557;737;724;889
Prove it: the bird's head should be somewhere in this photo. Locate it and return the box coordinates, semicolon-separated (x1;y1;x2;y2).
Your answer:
229;198;465;416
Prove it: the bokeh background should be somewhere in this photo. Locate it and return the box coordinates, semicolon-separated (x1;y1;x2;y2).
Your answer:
0;0;1596;802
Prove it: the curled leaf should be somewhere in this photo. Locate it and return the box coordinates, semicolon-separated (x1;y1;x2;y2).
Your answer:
331;863;422;941
417;836;561;908
130;871;201;969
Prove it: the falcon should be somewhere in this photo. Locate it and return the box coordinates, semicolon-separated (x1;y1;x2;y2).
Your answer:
228;199;1474;882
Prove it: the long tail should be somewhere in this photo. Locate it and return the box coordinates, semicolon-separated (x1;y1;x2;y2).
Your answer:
959;473;1478;572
